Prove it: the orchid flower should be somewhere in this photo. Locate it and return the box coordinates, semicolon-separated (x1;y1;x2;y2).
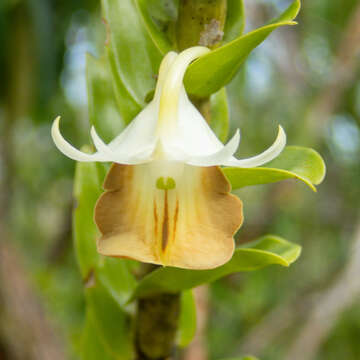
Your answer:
52;46;286;270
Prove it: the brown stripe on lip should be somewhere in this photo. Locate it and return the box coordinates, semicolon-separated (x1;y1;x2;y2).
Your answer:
161;190;169;251
173;199;179;244
153;199;158;237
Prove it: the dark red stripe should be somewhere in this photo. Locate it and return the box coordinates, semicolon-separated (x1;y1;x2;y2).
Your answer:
161;190;169;251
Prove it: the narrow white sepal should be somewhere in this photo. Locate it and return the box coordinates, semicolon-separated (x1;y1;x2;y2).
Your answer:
223;126;286;168
51;117;109;162
90;126;114;156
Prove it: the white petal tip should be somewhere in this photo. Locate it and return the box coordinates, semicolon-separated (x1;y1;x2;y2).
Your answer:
51;116;61;133
278;125;286;142
51;116;105;162
224;125;287;168
90;125;112;156
51;116;61;141
277;126;287;150
90;125;97;137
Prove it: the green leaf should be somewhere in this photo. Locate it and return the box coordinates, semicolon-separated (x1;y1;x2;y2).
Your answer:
86;55;125;142
73;154;105;278
223;0;245;42
184;0;300;97
210;87;229;143
223;146;326;192
177;290;197;347
97;258;137;307
107;54;143;125
269;0;301;24
81;310;115;360
86;280;134;360
134;0;174;54
131;235;301;299
102;0;162;109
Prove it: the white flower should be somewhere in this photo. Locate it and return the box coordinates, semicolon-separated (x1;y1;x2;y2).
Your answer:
52;46;286;269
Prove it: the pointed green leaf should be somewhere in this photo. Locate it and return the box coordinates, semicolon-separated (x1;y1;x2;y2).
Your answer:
177;290;197;348
131;235;301;299
223;146;326;192
73;154;105;278
86;55;125;142
102;0;162;109
134;0;174;54
184;0;300;97
107;54;143;125
210;87;229;143
269;0;300;24
86;280;134;360
223;0;245;42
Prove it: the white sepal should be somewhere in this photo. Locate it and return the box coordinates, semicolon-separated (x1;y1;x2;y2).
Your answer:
51;117;109;162
52;116;156;165
90;126;114;157
223;126;286;168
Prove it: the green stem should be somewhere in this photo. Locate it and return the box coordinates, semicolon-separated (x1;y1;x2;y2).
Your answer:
176;0;227;51
135;293;180;360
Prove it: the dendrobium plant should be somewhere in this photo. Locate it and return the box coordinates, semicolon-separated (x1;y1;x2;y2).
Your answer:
52;46;286;270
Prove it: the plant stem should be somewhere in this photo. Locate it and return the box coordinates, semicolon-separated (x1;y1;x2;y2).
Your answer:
135;293;180;360
135;263;180;359
176;0;227;51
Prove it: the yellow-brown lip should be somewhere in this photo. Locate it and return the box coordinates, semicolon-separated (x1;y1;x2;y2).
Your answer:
94;163;243;270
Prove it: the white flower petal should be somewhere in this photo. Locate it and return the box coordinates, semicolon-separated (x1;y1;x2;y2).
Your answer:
51;117;110;162
158;47;211;140
90;125;155;164
153;51;178;100
157;47;221;157
223;126;286;168
107;101;159;155
185;130;241;166
162;86;228;159
107;52;178;155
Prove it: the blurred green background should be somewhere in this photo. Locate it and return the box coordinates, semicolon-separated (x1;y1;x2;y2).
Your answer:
1;0;360;359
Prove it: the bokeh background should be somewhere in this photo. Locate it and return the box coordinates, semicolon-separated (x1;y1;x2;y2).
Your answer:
1;0;360;359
